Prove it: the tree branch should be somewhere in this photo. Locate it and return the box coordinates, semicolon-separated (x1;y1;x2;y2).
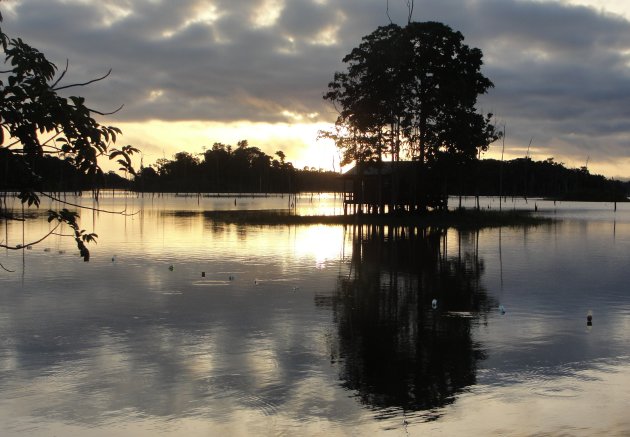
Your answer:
52;231;80;238
2;138;23;149
52;68;112;91
88;103;124;116
0;221;60;250
0;262;15;273
38;191;139;216
2;129;63;150
50;59;69;89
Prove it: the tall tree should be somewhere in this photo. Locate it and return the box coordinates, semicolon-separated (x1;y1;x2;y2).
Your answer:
323;21;500;167
323;24;404;165
0;12;137;262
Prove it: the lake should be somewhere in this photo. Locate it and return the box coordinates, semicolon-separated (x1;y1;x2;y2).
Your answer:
1;193;629;436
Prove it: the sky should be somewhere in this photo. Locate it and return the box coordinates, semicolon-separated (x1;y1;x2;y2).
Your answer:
2;0;630;178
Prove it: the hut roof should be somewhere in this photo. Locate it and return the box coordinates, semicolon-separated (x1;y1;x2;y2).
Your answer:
342;161;421;177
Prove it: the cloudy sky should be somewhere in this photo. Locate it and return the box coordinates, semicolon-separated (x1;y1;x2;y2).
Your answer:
2;0;630;177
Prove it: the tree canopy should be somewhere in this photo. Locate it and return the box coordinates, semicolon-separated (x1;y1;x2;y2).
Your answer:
0;12;137;262
323;21;500;167
134;141;341;194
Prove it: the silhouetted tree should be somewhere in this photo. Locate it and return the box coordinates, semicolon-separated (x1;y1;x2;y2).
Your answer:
323;22;500;169
133;141;341;194
275;150;286;165
453;157;627;201
0;12;137;262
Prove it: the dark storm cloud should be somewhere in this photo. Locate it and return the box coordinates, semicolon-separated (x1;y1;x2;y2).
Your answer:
2;0;630;169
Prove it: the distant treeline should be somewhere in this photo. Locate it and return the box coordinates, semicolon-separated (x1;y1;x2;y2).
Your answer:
134;141;341;193
446;157;628;201
0;148;129;193
1;142;628;201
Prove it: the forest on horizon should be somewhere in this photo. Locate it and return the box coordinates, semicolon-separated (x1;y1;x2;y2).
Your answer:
1;140;627;202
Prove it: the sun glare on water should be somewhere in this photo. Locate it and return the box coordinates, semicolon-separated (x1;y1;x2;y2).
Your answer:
292;225;346;269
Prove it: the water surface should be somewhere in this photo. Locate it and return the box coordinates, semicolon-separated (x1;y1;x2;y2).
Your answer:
1;194;629;436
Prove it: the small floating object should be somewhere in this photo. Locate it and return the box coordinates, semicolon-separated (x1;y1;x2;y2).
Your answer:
254;279;259;285
26;245;32;250
201;271;206;277
431;299;438;310
292;286;299;292
228;275;234;281
43;248;51;252
587;311;593;326
499;304;506;315
168;265;174;271
58;250;65;254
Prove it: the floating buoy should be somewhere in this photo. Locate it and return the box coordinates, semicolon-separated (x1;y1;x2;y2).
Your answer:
254;279;258;285
587;312;593;326
168;265;174;271
431;299;438;310
499;304;506;315
201;271;206;277
228;275;234;281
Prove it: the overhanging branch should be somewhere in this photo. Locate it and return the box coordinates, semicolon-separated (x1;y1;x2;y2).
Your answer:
88;103;124;116
50;59;69;89
39;191;139;216
53;68;112;91
0;262;15;273
0;221;61;250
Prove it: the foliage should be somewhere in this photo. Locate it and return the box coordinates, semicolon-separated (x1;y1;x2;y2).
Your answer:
134;140;627;201
134;141;342;193
452;157;628;201
0;12;138;261
322;21;500;167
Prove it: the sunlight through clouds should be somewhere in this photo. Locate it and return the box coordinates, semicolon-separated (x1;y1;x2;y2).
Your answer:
112;120;339;173
251;0;285;28
562;0;630;19
160;3;223;39
310;24;340;46
5;0;630;177
100;2;132;27
147;89;165;102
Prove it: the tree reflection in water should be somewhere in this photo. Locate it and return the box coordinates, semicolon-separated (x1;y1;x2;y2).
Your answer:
323;225;494;417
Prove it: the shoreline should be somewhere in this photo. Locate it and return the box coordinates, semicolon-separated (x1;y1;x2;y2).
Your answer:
200;208;552;229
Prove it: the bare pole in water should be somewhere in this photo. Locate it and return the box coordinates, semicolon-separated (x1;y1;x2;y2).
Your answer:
499;123;506;211
523;137;533;203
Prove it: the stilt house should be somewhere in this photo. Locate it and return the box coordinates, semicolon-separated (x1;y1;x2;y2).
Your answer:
341;161;447;215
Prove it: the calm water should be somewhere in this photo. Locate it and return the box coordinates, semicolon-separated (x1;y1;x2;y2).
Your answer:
1;194;630;436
